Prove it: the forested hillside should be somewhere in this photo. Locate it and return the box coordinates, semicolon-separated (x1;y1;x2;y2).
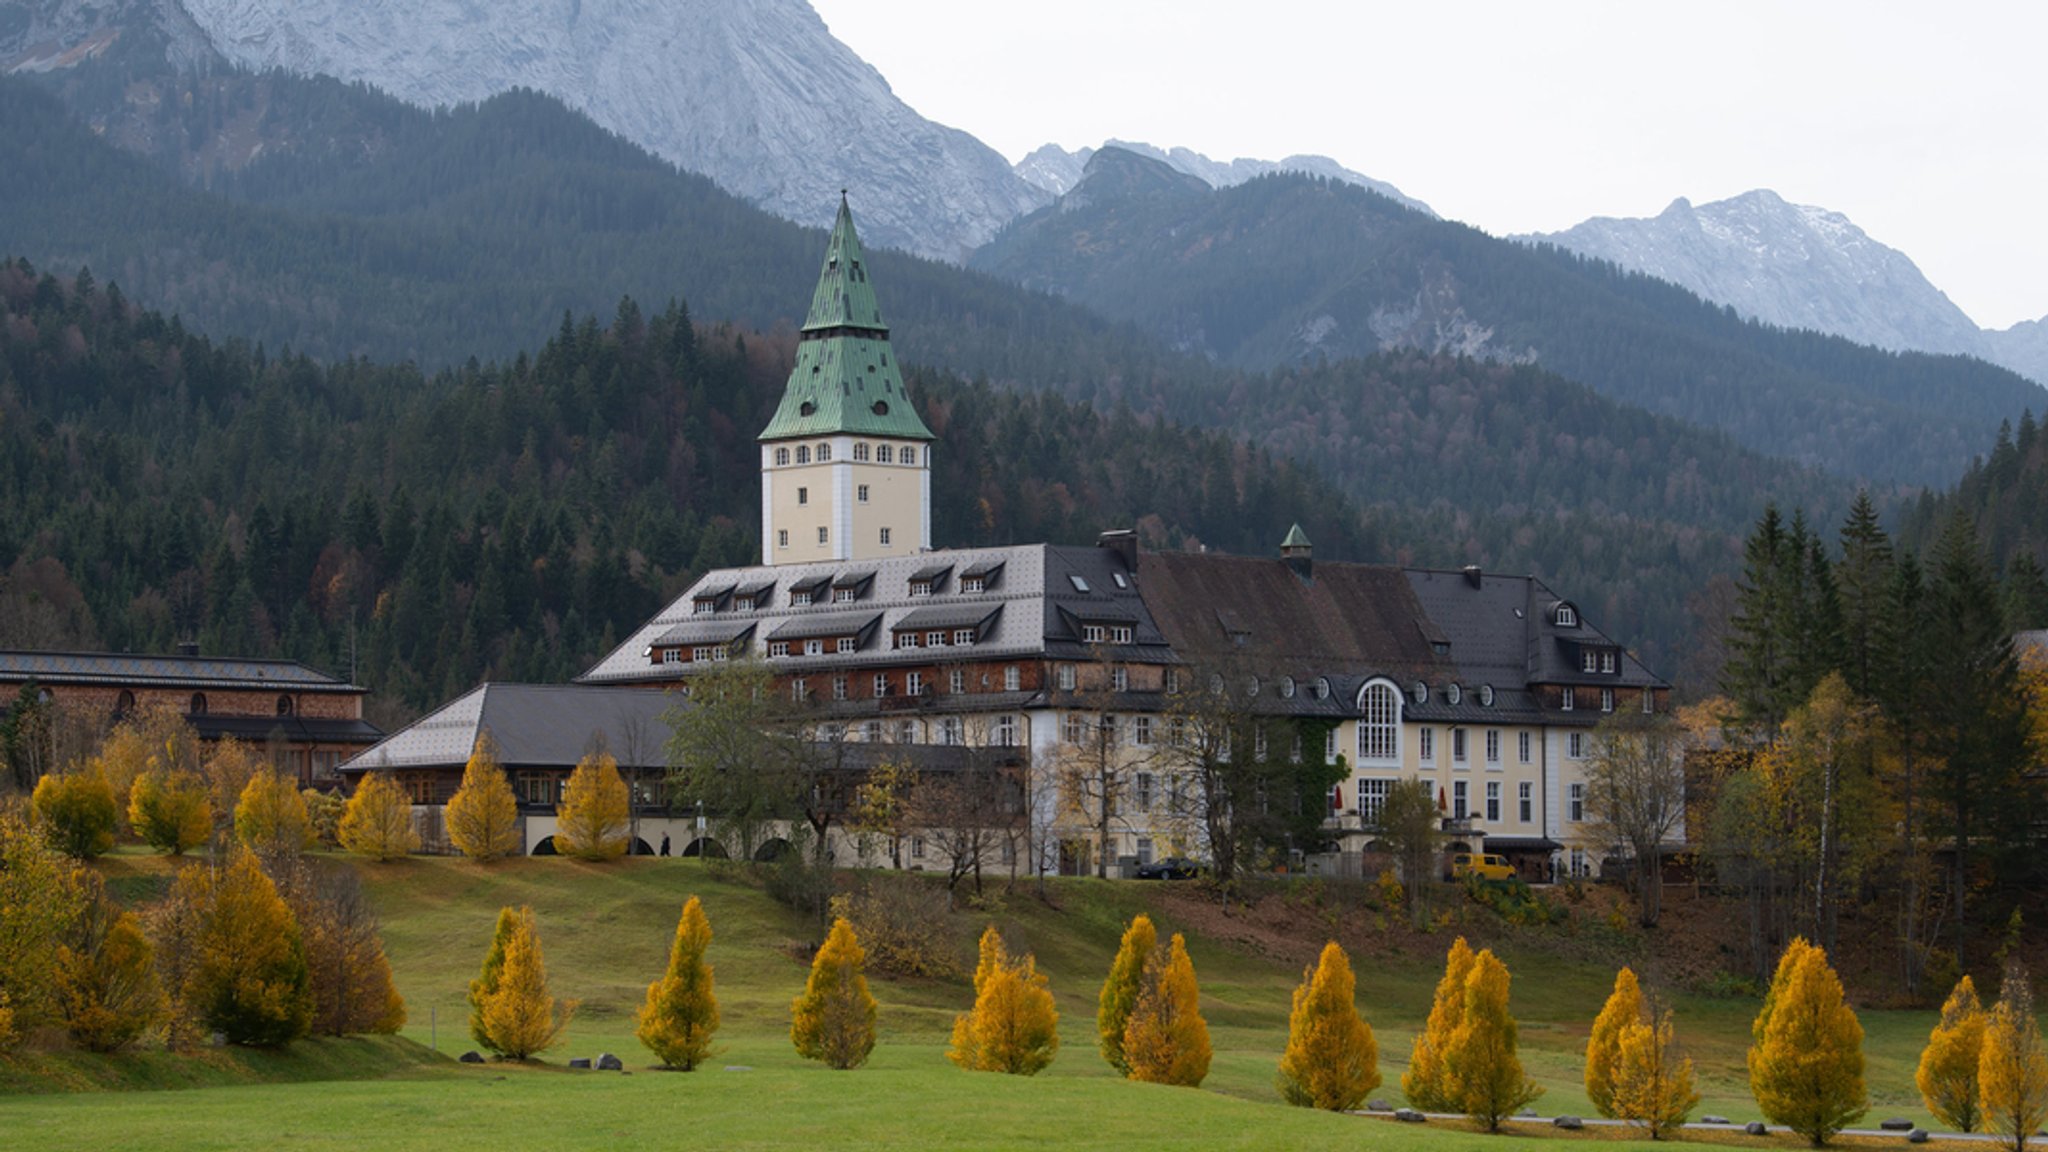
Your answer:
973;148;2044;488
1901;412;2048;599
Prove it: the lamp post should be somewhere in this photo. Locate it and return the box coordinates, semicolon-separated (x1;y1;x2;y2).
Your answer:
695;798;706;864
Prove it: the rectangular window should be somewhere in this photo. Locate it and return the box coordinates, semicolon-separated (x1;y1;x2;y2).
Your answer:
691;646;714;662
906;672;924;696
1642;689;1655;714
1062;714;1086;745
662;648;682;664
797;487;809;506
1165;668;1180;694
927;630;946;647
880;527;892;546
949;669;965;694
898;720;917;744
791;678;809;702
767;641;789;658
897;632;919;649
1518;782;1533;823
1254;726;1268;761
804;638;824;657
1582;649;1597;672
1485;781;1501;822
1134;773;1155;811
1569;782;1585;822
1102;716;1120;746
1571;847;1587;877
1419;726;1435;764
1325;728;1338;762
777;529;789;548
1112;667;1128;692
940;717;962;746
1004;666;1021;691
910;835;925;860
818;527;829;545
1519;731;1532;763
1452;780;1468;820
1485;729;1501;764
962;577;985;593
858;484;870;503
1568;732;1586;759
1133;716;1153;746
873;674;890;698
1602;650;1616;674
1110;625;1134;644
1135;837;1154;866
1452;728;1468;764
832;676;848;701
836;637;855;654
1057;665;1076;691
995;715;1017;747
1357;778;1392;823
792;590;811;606
834;587;855;603
1082;624;1106;643
1562;687;1575;712
517;772;557;806
1601;688;1615;713
862;720;882;743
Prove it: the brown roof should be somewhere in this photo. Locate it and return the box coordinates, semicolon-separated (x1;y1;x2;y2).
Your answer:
1135;551;1448;680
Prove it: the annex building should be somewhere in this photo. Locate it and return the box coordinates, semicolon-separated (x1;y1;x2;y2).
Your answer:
348;197;1669;878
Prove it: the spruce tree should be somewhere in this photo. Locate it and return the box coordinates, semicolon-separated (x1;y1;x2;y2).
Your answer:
1097;913;1156;1074
445;732;522;861
1916;975;1987;1132
1836;491;1896;699
637;896;720;1070
1404;936;1475;1110
1586;966;1645;1118
1122;932;1210;1088
790;917;877;1069
1443;949;1542;1131
1276;941;1378;1111
1748;938;1867;1144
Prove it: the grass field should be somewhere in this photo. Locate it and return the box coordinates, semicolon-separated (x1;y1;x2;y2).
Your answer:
0;852;1994;1150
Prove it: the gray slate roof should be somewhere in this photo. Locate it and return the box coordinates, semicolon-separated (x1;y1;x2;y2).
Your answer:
0;649;357;692
341;683;675;773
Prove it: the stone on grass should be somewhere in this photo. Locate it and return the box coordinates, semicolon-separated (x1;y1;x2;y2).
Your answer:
459;1051;485;1064
1367;1100;1393;1112
597;1053;623;1071
1907;1130;1929;1144
568;1057;592;1070
1745;1121;1768;1136
1701;1115;1729;1125
1880;1118;1914;1132
1394;1108;1427;1123
1553;1116;1583;1130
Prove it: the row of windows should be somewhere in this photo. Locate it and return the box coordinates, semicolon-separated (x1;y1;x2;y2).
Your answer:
773;443;919;466
775;526;894;549
1418;726;1533;767
779;666;1026;702
893;629;980;650
1559;686;1652;713
1079;623;1135;644
822;715;1021;748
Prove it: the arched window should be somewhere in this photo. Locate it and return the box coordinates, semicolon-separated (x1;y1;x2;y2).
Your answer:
189;693;208;715
115;690;135;713
901;447;917;465
853;442;871;462
796;445;811;464
276;695;295;717
876;444;893;463
1357;682;1399;763
816;442;832;462
775;447;790;466
1554;603;1577;627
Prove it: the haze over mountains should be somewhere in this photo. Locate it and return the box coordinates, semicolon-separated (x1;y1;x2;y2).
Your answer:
1012;139;1434;216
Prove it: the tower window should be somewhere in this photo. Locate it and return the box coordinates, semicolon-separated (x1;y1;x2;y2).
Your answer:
797;487;809;506
818;527;829;544
877;445;893;463
816;443;832;462
775;447;790;466
880;527;892;545
901;447;917;465
797;446;811;464
854;443;871;462
858;484;869;503
778;530;789;548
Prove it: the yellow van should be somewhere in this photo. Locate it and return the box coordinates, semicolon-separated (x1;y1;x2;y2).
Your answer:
1449;853;1515;881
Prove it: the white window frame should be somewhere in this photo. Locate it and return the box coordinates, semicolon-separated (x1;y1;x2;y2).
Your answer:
1357;778;1393;823
906;672;924;696
1003;666;1020;691
949;669;965;694
1355;681;1400;764
1452;780;1468;820
1568;782;1585;822
1518;731;1531;763
1419;726;1435;764
1518;781;1533;823
1485;781;1501;822
1452;727;1468;765
1485;729;1501;765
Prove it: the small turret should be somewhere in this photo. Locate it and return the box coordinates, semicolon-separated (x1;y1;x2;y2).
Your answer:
1281;523;1312;582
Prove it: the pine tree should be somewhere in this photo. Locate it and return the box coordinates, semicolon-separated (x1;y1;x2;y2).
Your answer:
1748;938;1867;1145
128;767;213;855
180;849;313;1047
1404;935;1476;1110
469;907;519;1053
1122;932;1210;1087
1587;966;1645;1117
1979;962;2048;1152
1917;975;1988;1132
555;750;630;860
1097;913;1157;1074
32;766;117;858
949;925;1059;1076
445;732;521;861
637;896;720;1070
1836;491;1896;699
479;907;572;1060
1276;940;1378;1111
1611;1012;1700;1139
1443;948;1542;1131
339;772;419;861
54;870;162;1052
234;769;314;858
790;917;877;1069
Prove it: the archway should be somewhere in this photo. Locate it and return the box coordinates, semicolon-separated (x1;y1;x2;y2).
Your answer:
629;837;655;857
681;837;728;859
530;836;558;857
753;837;793;863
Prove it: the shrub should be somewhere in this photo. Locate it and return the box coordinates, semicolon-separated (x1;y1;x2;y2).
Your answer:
1979;961;2048;1152
128;767;212;854
478;906;573;1060
827;877;959;978
555;751;629;860
1403;935;1475;1110
790;917;877;1069
178;849;313;1047
32;767;117;858
1277;940;1378;1110
339;772;418;861
234;769;315;858
1916;975;1987;1132
303;789;345;848
1587;967;1646;1117
637;896;720;1070
1123;932;1210;1087
949;925;1058;1076
55;870;162;1052
276;860;406;1036
1443;948;1543;1131
1097;913;1157;1074
445;733;521;861
1748;937;1867;1145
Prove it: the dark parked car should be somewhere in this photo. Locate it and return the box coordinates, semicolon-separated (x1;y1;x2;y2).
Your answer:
1134;857;1203;880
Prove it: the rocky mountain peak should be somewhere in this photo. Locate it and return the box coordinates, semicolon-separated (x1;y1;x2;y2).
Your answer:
1015;137;1433;216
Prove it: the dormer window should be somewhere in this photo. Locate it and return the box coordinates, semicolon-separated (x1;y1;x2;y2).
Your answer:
837;637;856;654
1447;683;1462;706
1083;624;1105;643
793;591;812;607
663;648;682;664
1582;649;1598;673
835;587;856;603
897;632;920;649
1110;626;1133;644
926;631;947;647
1555;604;1578;627
954;629;975;646
962;576;984;593
805;639;825;656
909;581;932;598
768;642;790;658
1602;650;1616;674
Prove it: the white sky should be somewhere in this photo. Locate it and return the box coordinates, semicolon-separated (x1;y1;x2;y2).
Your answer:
810;0;2048;330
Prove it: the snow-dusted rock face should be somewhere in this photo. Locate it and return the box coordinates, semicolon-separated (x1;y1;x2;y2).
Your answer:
0;0;218;71
168;0;1046;260
1014;138;1434;217
1526;191;1990;358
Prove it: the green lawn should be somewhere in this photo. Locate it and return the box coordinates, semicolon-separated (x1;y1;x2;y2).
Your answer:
0;854;1984;1150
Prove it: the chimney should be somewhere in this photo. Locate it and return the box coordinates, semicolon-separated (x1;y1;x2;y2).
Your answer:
1097;528;1139;573
1280;523;1312;582
175;640;200;658
1462;565;1483;590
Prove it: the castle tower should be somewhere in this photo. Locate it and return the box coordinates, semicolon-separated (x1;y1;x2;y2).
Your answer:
758;195;935;566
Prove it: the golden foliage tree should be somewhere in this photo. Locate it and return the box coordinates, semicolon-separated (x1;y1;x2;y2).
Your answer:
128;766;213;854
949;925;1059;1076
234;769;314;858
1979;962;2048;1152
1612;1012;1700;1139
303;788;345;848
1097;913;1157;1074
637;896;720;1070
55;869;162;1052
1123;932;1211;1087
178;849;313;1047
203;738;264;832
1277;940;1379;1110
1748;937;1867;1145
1587;966;1646;1118
0;809;86;1048
1404;935;1476;1110
32;766;117;858
555;750;630;861
790;917;878;1069
339;772;418;861
1917;975;1988;1132
91;702;202;833
1443;948;1543;1131
478;906;573;1060
445;733;521;861
468;907;519;1053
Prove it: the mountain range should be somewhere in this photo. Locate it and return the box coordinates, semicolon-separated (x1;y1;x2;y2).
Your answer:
1012;139;1433;216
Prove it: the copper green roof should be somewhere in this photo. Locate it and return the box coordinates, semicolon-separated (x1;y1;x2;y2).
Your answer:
760;197;935;443
1282;523;1312;549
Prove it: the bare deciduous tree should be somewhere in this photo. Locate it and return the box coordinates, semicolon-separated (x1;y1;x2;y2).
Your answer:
1582;714;1690;927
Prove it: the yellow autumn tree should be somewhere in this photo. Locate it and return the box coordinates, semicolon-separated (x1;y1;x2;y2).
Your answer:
637;896;720;1070
791;917;878;1069
1404;935;1476;1110
92;701;202;833
234;769;315;857
1443;948;1543;1131
339;772;418;861
468;907;520;1053
54;869;162;1052
1277;940;1379;1110
478;907;573;1060
0;810;86;1048
1917;975;1988;1132
1587;966;1646;1117
1749;937;1867;1145
556;750;630;861
949;925;1059;1075
32;766;117;858
273;861;407;1037
179;849;313;1047
1612;1012;1700;1139
445;732;521;861
1123;932;1210;1087
203;738;264;832
1980;962;2048;1152
128;766;213;854
1097;913;1157;1074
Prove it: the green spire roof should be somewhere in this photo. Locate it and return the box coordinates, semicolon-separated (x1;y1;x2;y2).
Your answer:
1281;523;1312;549
760;196;934;443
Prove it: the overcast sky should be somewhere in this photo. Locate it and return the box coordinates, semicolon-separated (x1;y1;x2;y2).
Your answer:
810;1;2047;330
